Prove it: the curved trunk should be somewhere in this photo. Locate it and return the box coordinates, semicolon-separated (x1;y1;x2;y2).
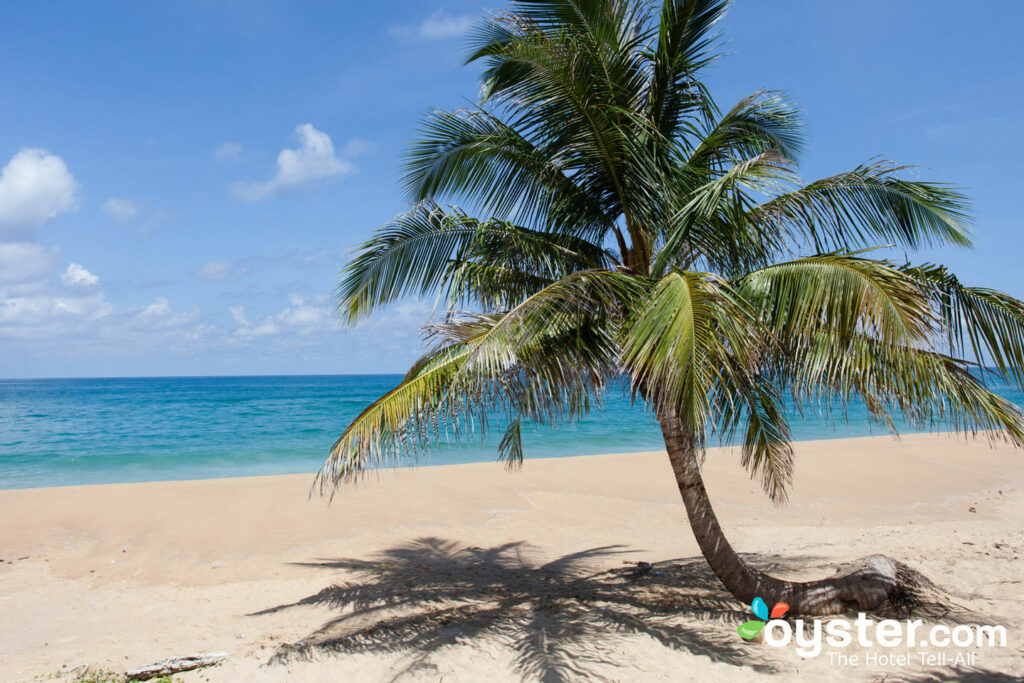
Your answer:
658;413;907;616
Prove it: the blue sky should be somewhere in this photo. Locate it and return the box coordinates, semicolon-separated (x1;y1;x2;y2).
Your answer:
1;0;1022;378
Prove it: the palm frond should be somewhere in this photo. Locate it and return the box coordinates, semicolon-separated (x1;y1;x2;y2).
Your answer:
621;268;796;501
647;0;730;138
447;219;616;309
338;202;607;321
737;253;935;347
498;416;525;470
652;150;798;276
786;333;1024;448
715;372;793;504
687;90;804;168
315;340;476;496
457;269;640;383
746;160;973;252
902;263;1024;388
324;269;640;492
464;2;663;268
404;107;608;234
621;270;761;430
736;382;792;504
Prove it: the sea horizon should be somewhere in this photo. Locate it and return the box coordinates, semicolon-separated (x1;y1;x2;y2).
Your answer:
0;371;405;382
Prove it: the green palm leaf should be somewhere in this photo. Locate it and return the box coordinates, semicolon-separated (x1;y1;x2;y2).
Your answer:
737;252;935;346
338;202;609;321
316;341;476;497
903;263;1024;388
746;160;973;252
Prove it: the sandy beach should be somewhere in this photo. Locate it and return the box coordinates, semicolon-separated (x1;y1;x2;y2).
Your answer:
1;433;1022;681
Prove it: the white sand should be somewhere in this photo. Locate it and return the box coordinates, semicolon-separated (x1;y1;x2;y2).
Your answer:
1;433;1022;681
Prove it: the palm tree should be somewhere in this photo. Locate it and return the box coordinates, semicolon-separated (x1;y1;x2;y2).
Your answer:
319;0;1024;615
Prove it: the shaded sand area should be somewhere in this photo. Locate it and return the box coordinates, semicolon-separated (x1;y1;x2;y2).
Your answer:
1;433;1023;681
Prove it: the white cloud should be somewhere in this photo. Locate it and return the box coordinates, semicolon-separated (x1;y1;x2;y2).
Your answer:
230;294;337;339
196;260;250;282
102;198;140;222
229;305;248;326
225;295;431;368
0;148;78;240
231;124;353;201
276;293;335;333
0;272;206;343
60;263;100;288
142;297;171;317
0;256;112;334
0;287;112;332
134;297;202;329
230;305;279;337
0;240;205;345
0;242;60;284
215;141;244;161
392;12;475;41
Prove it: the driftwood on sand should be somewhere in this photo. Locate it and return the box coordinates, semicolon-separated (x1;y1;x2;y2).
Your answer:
124;652;228;680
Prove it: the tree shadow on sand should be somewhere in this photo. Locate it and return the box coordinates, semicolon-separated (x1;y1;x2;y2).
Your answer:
251;538;997;682
253;538;785;680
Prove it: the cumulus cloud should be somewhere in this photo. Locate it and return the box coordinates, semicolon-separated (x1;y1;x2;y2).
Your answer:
0;293;106;329
142;297;171;317
391;12;475;40
0;241;203;345
231;124;354;201
215;141;244;161
230;294;338;339
0;270;204;342
196;260;250;282
275;293;335;333
229;305;279;337
0;281;113;333
135;297;202;329
225;295;431;372
0;148;78;240
0;242;61;284
102;198;141;222
60;263;100;288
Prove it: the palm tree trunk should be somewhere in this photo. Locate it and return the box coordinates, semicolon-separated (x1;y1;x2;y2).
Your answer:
658;412;908;616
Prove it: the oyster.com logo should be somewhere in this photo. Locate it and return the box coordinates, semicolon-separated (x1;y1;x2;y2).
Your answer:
735;595;1007;665
737;597;789;639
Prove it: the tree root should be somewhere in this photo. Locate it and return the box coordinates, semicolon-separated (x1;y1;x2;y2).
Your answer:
778;554;959;617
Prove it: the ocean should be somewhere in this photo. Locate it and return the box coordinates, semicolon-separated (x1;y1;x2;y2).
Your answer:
1;374;1021;490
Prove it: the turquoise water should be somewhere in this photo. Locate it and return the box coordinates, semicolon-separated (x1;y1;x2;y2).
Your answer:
1;374;1021;490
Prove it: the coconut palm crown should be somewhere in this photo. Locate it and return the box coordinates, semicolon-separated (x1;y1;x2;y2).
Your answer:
320;0;1024;614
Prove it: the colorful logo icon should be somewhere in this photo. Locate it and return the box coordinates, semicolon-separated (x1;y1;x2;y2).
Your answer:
737;597;789;639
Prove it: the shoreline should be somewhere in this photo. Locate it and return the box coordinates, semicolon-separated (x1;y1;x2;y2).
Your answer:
2;432;1022;681
0;429;1005;494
